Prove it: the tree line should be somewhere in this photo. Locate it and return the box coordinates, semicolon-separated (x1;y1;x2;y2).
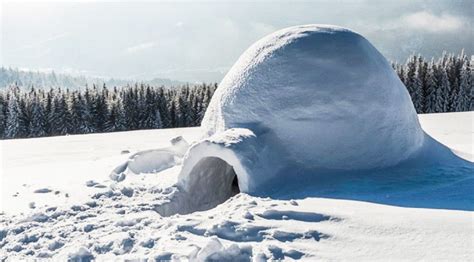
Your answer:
0;83;216;139
393;51;472;113
0;51;472;139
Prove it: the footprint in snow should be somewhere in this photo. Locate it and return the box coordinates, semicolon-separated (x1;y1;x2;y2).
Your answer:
257;210;334;222
268;245;305;260
272;230;330;242
33;188;52;193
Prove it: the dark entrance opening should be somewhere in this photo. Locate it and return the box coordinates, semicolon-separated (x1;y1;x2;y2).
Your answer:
184;157;240;212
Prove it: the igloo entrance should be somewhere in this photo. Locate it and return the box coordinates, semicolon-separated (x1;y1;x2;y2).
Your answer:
155;157;241;216
183;157;240;212
155;131;255;217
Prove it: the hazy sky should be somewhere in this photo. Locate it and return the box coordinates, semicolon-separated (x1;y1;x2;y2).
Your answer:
1;0;473;82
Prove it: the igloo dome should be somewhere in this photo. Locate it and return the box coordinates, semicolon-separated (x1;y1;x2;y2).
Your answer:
173;25;427;211
201;24;425;170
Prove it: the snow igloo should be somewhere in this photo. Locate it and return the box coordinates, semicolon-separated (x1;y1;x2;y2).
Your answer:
176;24;425;208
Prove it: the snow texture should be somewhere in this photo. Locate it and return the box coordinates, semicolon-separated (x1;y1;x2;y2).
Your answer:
0;112;473;260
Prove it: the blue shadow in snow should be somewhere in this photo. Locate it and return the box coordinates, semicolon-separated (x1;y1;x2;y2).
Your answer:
263;135;474;211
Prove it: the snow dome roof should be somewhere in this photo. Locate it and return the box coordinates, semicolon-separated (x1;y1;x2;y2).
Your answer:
201;24;425;170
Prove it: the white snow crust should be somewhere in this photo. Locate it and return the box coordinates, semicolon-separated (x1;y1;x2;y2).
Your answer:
202;24;425;173
0;112;473;261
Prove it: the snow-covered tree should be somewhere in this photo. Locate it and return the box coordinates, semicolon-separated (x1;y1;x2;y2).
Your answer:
0;94;6;138
48;91;72;135
424;62;439;113
89;85;109;132
28;93;46;137
454;60;472;112
153;108;163;129
105;99;126;132
82;88;95;133
438;67;451;113
5;90;20;139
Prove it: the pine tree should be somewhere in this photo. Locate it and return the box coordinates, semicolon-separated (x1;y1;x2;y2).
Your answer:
424;62;439;113
412;67;424;112
173;86;191;127
454;60;472;112
83;87;95;133
17;93;31;138
156;87;171;128
398;66;405;84
71;92;91;134
60;93;73;135
404;55;423;112
404;56;416;97
48;92;61;135
446;55;460;112
438;67;451;113
470;58;474;111
417;56;428;113
28;93;46;137
123;86;140;130
5;90;20;139
188;89;200;126
168;99;176;128
90;85;108;132
105;99;126;132
153;108;163;129
141;85;156;129
115;99;127;131
44;89;54;134
0;93;6;138
69;92;82;134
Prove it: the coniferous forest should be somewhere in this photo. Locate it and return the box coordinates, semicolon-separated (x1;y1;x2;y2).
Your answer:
392;51;472;113
0;83;217;139
0;52;472;139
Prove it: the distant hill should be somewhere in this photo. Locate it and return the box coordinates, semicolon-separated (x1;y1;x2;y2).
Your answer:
0;67;188;89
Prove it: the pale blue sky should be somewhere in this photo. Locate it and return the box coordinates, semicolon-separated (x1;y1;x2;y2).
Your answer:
1;0;473;82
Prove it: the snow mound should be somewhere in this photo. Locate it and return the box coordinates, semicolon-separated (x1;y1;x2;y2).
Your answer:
202;24;424;170
110;136;189;182
174;24;428;201
189;237;253;262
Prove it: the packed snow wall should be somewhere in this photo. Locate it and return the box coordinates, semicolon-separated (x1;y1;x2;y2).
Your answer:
178;24;428;199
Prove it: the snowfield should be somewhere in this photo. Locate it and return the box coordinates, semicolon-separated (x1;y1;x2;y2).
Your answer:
0;112;473;261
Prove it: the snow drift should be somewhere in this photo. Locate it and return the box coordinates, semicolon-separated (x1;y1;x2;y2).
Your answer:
175;24;429;202
110;136;189;181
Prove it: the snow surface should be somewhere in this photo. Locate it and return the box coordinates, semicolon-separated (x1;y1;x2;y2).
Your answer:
418;112;473;161
0;128;200;215
1;112;473;260
202;24;425;173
